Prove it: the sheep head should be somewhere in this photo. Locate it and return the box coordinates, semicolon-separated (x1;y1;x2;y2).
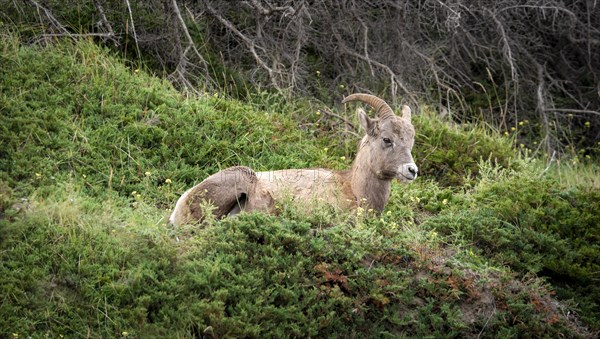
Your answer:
343;93;418;182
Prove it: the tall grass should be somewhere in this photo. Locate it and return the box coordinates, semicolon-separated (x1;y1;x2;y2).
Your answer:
548;159;600;189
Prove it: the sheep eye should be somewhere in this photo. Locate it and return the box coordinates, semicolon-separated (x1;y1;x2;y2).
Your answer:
383;137;392;146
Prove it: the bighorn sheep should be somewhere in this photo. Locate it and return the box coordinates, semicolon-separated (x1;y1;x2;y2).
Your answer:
169;94;418;225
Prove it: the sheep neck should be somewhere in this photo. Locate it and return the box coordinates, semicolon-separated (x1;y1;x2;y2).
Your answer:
349;145;391;212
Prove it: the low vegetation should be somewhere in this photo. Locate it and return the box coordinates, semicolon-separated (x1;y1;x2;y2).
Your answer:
1;36;598;337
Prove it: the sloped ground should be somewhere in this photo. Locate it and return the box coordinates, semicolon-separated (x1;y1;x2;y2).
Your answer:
0;37;597;337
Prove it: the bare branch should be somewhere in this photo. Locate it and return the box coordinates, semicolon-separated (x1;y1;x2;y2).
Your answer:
204;1;281;91
124;0;141;59
93;0;118;47
27;0;72;38
170;0;211;89
319;108;357;133
544;108;600;116
535;63;554;154
41;33;117;38
245;0;296;17
487;8;517;81
339;43;416;104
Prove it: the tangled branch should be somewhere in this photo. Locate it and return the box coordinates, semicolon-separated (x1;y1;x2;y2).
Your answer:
205;1;283;91
169;0;212;92
12;0;600;151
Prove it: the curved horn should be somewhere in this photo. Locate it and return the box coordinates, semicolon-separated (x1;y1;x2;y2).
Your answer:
342;93;395;120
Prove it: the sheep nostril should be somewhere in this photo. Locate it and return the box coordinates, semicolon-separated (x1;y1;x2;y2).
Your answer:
408;165;417;176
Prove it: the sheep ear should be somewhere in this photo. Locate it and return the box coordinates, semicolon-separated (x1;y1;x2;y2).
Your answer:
401;105;412;122
358;108;378;136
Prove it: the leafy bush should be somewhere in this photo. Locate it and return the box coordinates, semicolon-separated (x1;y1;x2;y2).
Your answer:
0;39;330;206
1;186;588;337
0;36;597;337
412;113;517;186
422;161;600;327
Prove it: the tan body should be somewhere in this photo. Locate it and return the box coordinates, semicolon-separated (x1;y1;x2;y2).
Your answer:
256;169;342;206
169;94;418;225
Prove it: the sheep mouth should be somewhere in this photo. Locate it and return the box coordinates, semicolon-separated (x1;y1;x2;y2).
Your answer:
376;170;399;180
397;172;417;182
377;169;417;182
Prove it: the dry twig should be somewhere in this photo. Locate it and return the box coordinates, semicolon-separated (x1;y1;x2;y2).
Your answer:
169;0;212;91
124;0;141;59
205;1;282;91
93;0;118;46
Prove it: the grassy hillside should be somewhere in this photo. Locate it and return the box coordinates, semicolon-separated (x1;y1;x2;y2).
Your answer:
1;36;599;337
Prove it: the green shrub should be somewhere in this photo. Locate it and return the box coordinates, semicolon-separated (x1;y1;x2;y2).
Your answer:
1;187;587;337
0;180;12;214
0;36;596;337
412;112;517;186
422;161;600;328
0;40;330;206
